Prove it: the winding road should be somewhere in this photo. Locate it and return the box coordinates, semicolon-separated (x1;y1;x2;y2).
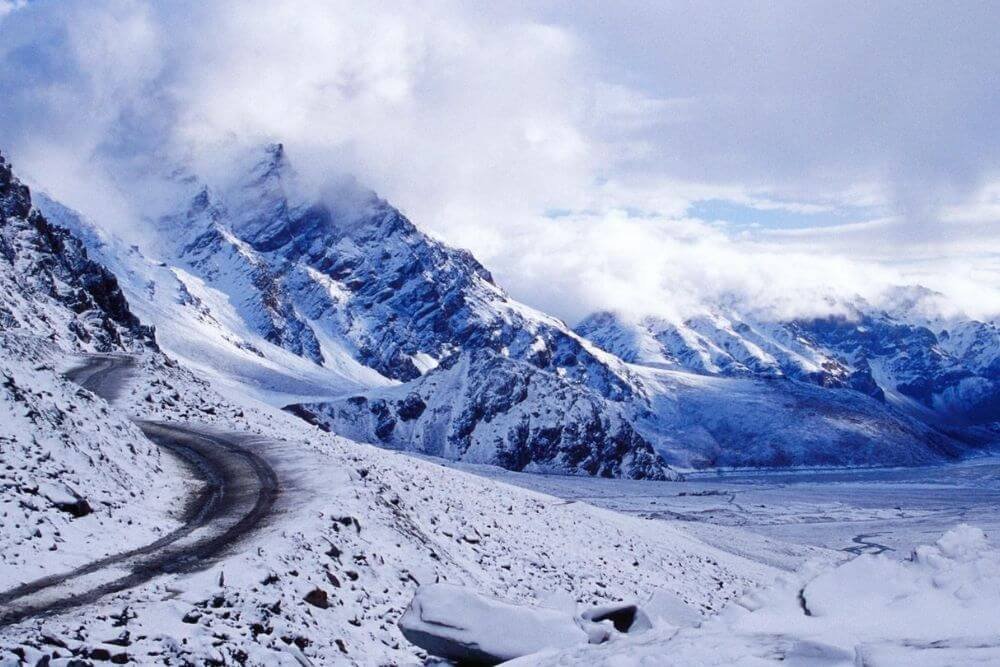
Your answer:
0;356;280;627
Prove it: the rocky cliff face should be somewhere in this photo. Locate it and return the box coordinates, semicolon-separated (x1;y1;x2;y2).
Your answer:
297;349;671;479
0;152;153;352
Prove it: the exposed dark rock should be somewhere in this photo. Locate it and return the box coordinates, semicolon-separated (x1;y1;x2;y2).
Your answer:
0;152;154;352
304;587;329;609
54;497;92;518
580;603;653;634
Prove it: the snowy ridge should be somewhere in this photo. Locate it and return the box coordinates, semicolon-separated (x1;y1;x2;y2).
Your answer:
577;300;998;468
0;154;153;354
578;299;999;426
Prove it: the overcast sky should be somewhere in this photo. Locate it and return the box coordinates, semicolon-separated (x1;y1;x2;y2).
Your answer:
1;0;998;320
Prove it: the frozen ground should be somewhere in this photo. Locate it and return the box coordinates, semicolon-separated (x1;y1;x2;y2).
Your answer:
432;456;1000;562
422;461;1000;665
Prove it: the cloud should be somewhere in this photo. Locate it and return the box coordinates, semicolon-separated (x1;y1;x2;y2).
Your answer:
0;0;997;322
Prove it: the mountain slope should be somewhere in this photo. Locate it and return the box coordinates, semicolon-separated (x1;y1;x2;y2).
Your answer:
577;298;999;429
0;155;153;353
32;144;994;474
298;349;670;479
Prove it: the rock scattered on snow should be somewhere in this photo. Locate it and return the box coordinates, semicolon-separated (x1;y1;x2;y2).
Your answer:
303;587;329;609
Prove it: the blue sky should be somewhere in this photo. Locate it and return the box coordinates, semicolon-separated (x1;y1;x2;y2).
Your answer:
0;0;997;319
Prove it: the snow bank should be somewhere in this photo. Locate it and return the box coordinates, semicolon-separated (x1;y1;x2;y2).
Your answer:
803;524;1000;638
515;525;1000;666
400;584;588;663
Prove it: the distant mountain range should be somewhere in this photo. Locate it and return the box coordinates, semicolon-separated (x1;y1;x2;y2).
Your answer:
21;144;999;476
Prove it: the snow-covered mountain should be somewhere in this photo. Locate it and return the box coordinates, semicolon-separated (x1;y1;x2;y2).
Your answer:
298;348;665;479
0;150;767;664
574;296;998;468
41;145;668;479
577;296;999;427
33;144;996;473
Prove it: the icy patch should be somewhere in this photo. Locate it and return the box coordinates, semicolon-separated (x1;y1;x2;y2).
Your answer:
410;352;439;374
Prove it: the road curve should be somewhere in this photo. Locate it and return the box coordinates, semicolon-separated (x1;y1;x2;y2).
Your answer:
0;356;279;627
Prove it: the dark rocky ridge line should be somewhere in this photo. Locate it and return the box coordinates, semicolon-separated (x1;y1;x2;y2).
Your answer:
0;152;155;352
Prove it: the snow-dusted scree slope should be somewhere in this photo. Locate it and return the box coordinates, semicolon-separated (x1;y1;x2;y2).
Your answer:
0;152;188;589
1;348;777;664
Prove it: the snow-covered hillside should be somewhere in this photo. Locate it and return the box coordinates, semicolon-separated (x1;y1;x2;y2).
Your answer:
0;312;778;665
3;140;999;665
0;153;188;588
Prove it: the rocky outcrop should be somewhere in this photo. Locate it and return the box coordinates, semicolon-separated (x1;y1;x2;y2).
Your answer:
398;585;655;664
398;584;589;665
296;349;672;480
0;153;154;353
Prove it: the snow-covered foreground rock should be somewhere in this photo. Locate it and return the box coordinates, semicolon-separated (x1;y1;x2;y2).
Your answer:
512;524;1000;666
398;584;658;663
398;584;590;663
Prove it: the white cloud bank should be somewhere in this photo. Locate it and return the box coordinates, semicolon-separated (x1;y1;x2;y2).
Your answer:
0;0;997;322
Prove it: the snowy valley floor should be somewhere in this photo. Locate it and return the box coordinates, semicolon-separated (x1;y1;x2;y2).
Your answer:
434;455;1000;560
